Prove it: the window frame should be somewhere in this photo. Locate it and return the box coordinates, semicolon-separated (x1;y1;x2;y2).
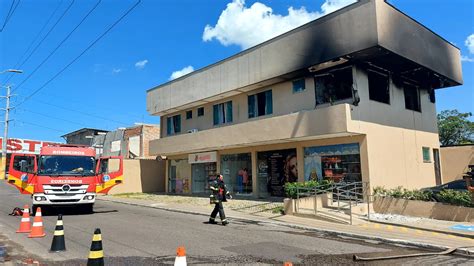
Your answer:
368;69;390;105
166;114;181;136
422;147;431;163
248;89;273;119
403;82;422;112
292;78;306;94
197;107;204;117
213;101;233;126
186;110;192;120
314;66;354;107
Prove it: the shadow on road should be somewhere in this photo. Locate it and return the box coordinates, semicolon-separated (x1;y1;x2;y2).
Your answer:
39;207;118;216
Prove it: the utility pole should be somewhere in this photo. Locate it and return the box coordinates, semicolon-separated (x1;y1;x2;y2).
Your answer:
0;68;22;179
1;85;12;179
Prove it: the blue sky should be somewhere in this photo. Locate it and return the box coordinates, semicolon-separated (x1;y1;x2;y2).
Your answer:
0;0;473;142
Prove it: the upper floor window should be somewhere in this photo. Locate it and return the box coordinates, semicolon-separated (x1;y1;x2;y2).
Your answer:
166;115;181;135
368;69;390;104
186;110;192;120
248;90;273;118
404;83;421;112
213;101;233;125
422;147;431;163
197;107;204;117
314;67;353;106
292;79;305;93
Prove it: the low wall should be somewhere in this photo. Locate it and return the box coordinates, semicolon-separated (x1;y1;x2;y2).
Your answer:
374;196;474;222
109;159;165;194
283;194;332;215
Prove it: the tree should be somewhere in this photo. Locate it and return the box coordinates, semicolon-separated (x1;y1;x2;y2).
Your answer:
437;110;474;146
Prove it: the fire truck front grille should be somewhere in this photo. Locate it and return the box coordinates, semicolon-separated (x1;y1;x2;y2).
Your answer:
50;199;81;203
43;184;89;195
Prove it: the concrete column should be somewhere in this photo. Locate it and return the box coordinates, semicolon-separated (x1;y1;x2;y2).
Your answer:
296;145;305;183
164;159;169;193
251;149;258;198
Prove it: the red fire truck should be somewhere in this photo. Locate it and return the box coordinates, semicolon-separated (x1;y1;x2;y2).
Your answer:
7;144;123;213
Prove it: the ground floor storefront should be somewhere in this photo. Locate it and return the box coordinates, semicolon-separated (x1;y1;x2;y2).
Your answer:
165;136;368;198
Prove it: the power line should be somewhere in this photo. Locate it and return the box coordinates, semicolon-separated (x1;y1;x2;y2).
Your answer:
19;107;89;127
0;0;15;32
15;0;142;108
14;120;67;133
2;0;74;85
2;0;64;84
30;92;145;120
12;0;102;93
32;99;131;126
0;0;20;32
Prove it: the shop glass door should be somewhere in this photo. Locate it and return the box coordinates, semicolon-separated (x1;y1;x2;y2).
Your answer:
192;162;216;194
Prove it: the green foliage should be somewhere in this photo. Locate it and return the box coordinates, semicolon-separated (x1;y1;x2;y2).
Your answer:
373;186;432;201
437;190;472;207
271;206;285;214
374;186;473;207
437;109;474;146
284;180;334;199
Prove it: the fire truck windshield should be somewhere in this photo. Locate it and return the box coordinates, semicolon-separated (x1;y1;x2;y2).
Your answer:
37;156;96;177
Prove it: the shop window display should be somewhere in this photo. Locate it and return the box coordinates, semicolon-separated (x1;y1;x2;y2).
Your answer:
304;143;361;183
221;153;252;194
168;159;191;194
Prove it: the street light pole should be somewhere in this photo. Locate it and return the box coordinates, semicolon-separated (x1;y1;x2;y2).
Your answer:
1;69;23;179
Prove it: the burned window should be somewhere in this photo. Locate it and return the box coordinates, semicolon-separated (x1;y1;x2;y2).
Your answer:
314;67;353;106
404;83;421;112
368;70;390;104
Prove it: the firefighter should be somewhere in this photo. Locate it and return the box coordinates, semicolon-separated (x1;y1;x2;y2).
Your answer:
209;174;231;225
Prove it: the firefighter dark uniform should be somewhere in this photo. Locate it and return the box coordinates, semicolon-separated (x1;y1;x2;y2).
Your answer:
209;175;230;225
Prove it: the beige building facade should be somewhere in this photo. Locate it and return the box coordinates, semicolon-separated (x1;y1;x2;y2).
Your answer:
440;145;474;183
146;0;462;198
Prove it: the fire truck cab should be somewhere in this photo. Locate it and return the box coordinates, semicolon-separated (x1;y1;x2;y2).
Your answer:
7;144;123;213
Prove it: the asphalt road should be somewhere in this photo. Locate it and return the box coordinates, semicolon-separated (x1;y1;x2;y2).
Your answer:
0;181;472;265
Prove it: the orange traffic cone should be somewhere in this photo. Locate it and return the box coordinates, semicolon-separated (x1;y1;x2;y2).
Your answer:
174;246;187;266
284;262;293;266
16;205;31;233
28;207;46;238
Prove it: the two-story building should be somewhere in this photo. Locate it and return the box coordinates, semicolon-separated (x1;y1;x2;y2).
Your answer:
146;0;462;198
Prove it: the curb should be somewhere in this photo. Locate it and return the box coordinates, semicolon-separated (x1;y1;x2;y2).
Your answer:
98;197;474;257
364;219;474;240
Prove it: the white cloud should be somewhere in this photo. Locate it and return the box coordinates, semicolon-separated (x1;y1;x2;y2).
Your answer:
135;59;149;69
203;0;356;49
465;34;474;54
112;68;122;74
169;66;194;80
461;55;474;62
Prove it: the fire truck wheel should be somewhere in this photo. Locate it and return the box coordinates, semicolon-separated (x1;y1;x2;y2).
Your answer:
82;204;94;214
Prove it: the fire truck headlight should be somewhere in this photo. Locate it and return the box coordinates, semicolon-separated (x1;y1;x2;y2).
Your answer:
35;196;46;201
83;195;94;200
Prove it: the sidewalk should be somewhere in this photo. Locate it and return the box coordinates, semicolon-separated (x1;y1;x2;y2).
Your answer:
98;194;474;255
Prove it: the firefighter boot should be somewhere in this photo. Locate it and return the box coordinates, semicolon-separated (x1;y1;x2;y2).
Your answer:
208;218;218;224
222;219;229;226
